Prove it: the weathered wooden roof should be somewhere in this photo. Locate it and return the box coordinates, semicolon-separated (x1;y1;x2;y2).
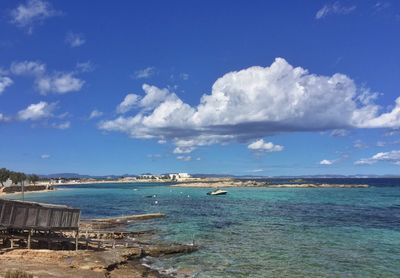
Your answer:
0;199;80;230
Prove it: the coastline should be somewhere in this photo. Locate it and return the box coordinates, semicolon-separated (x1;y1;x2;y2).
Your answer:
0;185;54;197
171;180;369;188
0;178;369;197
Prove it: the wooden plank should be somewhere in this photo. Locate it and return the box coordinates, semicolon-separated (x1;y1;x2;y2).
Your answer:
0;202;5;224
8;203;15;225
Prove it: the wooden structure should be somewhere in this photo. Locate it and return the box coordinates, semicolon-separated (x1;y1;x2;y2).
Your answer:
0;199;80;250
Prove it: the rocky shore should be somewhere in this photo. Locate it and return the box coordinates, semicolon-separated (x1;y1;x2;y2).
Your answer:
0;212;198;277
172;180;369;188
0;243;198;278
0;185;54;195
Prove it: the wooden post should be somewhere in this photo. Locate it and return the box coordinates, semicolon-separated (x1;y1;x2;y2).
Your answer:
75;230;79;251
22;180;25;201
27;229;32;249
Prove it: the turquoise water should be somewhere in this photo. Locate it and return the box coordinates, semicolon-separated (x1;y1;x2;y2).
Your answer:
7;182;400;277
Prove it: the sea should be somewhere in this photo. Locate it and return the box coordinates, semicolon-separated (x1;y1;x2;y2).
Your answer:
6;178;400;277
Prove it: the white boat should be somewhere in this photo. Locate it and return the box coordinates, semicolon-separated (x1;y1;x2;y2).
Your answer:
207;189;227;196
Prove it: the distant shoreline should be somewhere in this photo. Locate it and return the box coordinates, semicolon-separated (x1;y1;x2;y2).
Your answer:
171;180;369;188
0;178;370;196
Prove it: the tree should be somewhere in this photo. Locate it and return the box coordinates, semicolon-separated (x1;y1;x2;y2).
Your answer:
0;168;10;187
9;171;20;185
29;174;39;185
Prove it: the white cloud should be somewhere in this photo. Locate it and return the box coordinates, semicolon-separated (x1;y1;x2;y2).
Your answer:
10;60;85;94
376;141;386;147
180;73;189;80
385;128;400;136
173;146;196;154
355;150;400;165
35;72;84;95
51;121;70;129
99;58;400;152
316;2;356;19
18;101;57;121
10;60;46;76
89;110;103;119
40;154;50;159
10;0;60;34
320;159;334;165
0;76;13;95
176;155;192;161
356;97;400;128
247;169;264;173
117;94;140;114
330;129;349;137
76;61;94;73
65;32;86;47
133;67;155;79
248;139;284;152
353;140;368;149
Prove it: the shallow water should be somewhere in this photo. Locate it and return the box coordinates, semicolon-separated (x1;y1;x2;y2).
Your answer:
7;180;400;277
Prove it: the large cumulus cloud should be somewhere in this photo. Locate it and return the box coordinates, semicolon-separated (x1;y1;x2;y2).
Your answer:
99;58;400;152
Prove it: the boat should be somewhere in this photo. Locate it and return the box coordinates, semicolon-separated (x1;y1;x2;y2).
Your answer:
207;189;227;196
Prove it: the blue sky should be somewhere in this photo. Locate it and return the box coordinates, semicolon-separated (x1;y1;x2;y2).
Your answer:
1;0;400;176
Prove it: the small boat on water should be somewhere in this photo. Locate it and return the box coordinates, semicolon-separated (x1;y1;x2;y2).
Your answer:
207;189;227;196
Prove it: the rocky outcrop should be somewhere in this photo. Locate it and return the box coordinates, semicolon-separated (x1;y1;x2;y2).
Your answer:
0;243;198;278
0;185;53;194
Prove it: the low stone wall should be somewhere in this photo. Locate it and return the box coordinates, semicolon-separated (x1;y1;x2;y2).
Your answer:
1;185;52;194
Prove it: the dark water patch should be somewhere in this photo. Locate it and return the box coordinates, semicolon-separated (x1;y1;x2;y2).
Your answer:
260;202;400;231
247;178;400;187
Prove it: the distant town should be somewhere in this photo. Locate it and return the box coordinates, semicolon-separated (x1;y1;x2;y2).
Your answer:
1;168;196;194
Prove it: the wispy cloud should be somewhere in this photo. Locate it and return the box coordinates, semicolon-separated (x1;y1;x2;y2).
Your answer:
89;110;103;119
65;32;86;47
176;155;192;161
355;150;400;165
9;0;60;34
10;60;85;95
173;146;196;154
132;67;155;79
330;129;349;137
51;121;70;129
180;73;189;80
18;101;57;121
75;61;94;73
0;113;10;122
40;154;50;159
316;2;356;19
0;76;13;95
353;140;368;149
246;169;264;173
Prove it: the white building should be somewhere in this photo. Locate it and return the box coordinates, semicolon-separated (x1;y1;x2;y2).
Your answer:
168;173;191;180
1;178;29;187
